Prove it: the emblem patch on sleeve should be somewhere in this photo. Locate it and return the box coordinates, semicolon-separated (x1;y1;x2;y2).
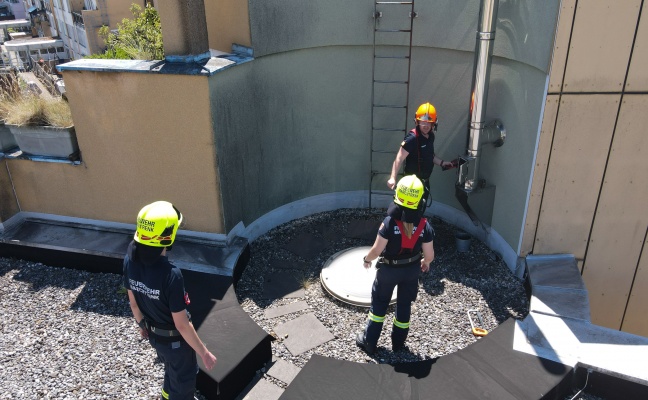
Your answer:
184;292;191;305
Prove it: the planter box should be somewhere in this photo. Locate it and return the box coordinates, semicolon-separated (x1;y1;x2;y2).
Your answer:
7;125;79;158
0;123;18;153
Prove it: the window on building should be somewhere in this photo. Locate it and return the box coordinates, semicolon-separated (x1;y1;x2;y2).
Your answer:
84;0;97;11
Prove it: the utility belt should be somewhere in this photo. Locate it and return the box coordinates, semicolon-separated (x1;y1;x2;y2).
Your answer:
142;320;181;338
378;253;421;267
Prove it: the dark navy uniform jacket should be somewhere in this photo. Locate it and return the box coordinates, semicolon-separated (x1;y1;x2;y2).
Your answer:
402;128;436;180
123;241;188;331
378;216;435;261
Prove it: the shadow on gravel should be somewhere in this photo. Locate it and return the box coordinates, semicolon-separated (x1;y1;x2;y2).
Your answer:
239;209;528;323
237;208;529;365
422;216;529;324
69;275;131;317
0;256;129;317
1;257;87;291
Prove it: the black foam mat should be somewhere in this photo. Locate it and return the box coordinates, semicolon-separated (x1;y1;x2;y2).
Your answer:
182;271;237;325
196;305;273;400
183;272;273;400
280;319;573;400
279;355;412;400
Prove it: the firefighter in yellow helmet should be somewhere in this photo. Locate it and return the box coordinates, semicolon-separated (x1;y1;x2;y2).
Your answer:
357;176;435;354
387;102;455;203
123;201;217;400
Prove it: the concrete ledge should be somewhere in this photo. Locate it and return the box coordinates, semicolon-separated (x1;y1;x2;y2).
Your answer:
57;50;252;76
238;190;519;274
0;212;247;278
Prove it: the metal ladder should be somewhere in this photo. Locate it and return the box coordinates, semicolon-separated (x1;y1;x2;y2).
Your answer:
369;1;416;208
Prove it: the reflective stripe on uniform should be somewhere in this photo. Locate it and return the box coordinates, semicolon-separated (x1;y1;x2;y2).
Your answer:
393;317;410;329
368;312;385;323
161;388;169;399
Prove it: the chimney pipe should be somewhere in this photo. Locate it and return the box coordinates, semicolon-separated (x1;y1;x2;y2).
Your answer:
156;0;210;63
457;0;505;193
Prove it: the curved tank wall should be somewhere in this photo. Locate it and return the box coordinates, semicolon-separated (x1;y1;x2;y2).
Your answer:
210;0;561;253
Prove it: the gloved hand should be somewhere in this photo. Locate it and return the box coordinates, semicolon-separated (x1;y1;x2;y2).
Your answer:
441;158;459;171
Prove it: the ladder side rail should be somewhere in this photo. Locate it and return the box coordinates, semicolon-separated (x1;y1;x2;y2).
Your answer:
369;1;380;208
369;1;415;208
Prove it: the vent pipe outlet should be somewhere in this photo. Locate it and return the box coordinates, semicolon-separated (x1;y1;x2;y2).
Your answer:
457;0;506;193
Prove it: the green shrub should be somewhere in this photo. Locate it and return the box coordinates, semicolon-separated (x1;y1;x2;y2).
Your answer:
88;4;163;60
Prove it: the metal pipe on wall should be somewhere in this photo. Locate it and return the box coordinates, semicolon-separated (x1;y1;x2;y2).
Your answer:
457;0;505;193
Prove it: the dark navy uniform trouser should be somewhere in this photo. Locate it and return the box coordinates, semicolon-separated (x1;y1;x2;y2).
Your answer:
363;262;420;348
149;335;198;400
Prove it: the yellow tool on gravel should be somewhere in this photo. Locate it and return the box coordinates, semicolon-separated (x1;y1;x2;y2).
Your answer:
467;309;488;337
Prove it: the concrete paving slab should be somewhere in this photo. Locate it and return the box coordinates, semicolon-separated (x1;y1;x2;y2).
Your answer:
273;313;335;356
264;301;309;319
267;358;301;385
268;258;309;271
526;254;585;290
345;219;380;241
282;233;329;259
531;286;590;322
241;378;284;400
262;272;305;299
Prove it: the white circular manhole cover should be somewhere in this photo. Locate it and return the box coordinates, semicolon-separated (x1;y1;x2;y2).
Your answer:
320;246;396;307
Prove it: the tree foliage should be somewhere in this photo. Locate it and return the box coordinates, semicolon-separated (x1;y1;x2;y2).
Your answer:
87;4;163;60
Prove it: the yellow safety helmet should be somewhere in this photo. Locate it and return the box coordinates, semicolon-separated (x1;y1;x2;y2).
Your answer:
415;102;437;123
393;175;424;210
134;201;183;247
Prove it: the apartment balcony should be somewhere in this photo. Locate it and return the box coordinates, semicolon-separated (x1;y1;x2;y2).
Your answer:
0;5;15;21
71;11;83;28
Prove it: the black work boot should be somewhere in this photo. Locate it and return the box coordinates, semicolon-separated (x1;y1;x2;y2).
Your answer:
392;342;407;352
356;332;376;355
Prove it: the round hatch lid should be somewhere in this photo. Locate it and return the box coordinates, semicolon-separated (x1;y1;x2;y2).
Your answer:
320;246;396;307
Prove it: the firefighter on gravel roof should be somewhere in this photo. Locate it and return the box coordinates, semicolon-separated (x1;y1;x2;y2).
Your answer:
123;201;217;400
356;176;435;355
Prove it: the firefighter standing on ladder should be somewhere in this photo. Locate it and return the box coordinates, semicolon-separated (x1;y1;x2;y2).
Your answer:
123;201;217;400
387;102;455;203
356;175;435;354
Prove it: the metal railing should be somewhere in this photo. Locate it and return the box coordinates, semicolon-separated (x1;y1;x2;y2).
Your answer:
72;11;84;27
29;54;63;97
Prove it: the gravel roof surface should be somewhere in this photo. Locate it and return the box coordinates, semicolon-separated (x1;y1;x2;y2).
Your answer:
236;208;529;369
1;207;605;399
0;257;163;399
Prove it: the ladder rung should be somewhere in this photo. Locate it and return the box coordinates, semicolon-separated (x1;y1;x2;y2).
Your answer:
374;80;409;84
373;104;407;108
375;55;410;59
374;79;408;84
373;128;406;132
371;150;398;155
376;2;414;4
375;29;412;33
